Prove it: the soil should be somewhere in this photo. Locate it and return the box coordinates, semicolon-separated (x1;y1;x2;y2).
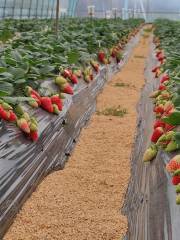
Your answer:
4;30;151;240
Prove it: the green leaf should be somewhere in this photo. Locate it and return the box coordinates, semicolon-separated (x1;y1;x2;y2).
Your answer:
8;67;26;80
67;50;80;64
162;111;180;125
0;67;7;73
1;96;33;105
0;82;14;95
11;50;23;62
39;65;55;75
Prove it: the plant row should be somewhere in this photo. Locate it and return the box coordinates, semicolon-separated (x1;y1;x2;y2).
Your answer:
143;19;180;204
0;18;144;141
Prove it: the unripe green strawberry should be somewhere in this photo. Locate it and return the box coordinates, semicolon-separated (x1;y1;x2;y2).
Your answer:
143;145;157;162
53;104;60;115
22;112;30;121
25;86;32;96
2;102;12;110
176;195;180;205
30;117;38;126
55;76;67;86
28;99;39;108
173;169;180;176
30;122;38;131
15;105;24;115
176;184;180;193
149;90;160;98
165;141;179;152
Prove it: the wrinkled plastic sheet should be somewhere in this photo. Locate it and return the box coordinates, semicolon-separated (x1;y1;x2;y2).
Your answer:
122;37;180;240
0;32;141;238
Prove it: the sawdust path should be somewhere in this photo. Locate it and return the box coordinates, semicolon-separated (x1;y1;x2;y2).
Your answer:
4;31;151;240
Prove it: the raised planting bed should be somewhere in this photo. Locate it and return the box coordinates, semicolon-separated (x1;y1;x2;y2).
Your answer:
123;20;180;240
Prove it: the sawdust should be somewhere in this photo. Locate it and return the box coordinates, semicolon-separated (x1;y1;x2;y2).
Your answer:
4;31;151;240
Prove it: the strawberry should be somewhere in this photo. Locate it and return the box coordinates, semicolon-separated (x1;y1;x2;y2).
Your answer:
176;184;180;193
0;106;10;120
156;51;162;58
98;51;105;63
152;66;160;73
166;155;180;173
151;127;164;143
165;123;175;132
31;94;41;106
30;131;38;141
51;95;62;111
165;140;179;152
172;176;180;185
160;74;169;83
176;195;180;205
90;60;99;72
8;111;17;122
116;52;123;63
61;83;73;95
143;144;158;162
53;104;60;115
2;102;12;110
153;119;165;129
73;69;82;78
62;69;72;79
25;86;41;100
154;105;164;114
41;97;54;113
158;85;166;91
17;118;30;134
28;99;39;108
30;123;38;132
70;74;78;84
55;76;67;86
149;90;160;98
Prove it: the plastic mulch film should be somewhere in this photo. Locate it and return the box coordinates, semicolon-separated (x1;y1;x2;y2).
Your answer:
0;31;140;238
122;37;180;240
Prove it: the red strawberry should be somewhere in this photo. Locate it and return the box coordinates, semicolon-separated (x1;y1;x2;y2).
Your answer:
30;131;38;141
8;111;17;122
160;74;169;83
17;118;30;134
51;95;63;111
0;106;10;120
31;89;41;100
90;74;93;81
165;123;175;132
154;105;164;114
152;66;160;73
31;94;41;106
172;176;180;185
151;127;164;143
41;97;54;113
98;51;105;63
156;51;162;58
61;84;73;95
153;119;165;129
62;69;72;79
158;85;166;91
166;155;180;173
70;74;78;84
